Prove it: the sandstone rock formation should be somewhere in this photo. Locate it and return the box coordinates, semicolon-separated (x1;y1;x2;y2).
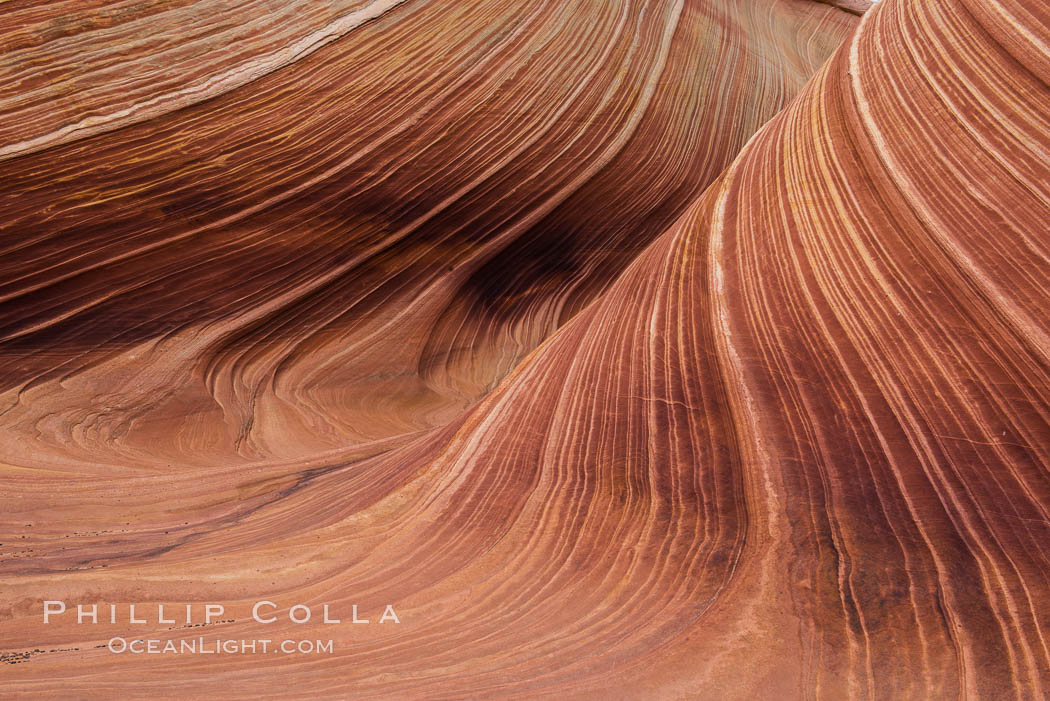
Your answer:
3;0;1049;698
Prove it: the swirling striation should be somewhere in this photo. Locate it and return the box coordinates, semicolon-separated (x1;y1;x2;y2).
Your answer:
3;0;1050;698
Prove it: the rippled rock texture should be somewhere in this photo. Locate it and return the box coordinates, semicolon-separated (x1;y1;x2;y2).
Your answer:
2;0;1048;697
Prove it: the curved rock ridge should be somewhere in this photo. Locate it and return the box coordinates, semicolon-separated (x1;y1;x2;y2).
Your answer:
3;0;1049;698
816;0;872;15
0;0;857;466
